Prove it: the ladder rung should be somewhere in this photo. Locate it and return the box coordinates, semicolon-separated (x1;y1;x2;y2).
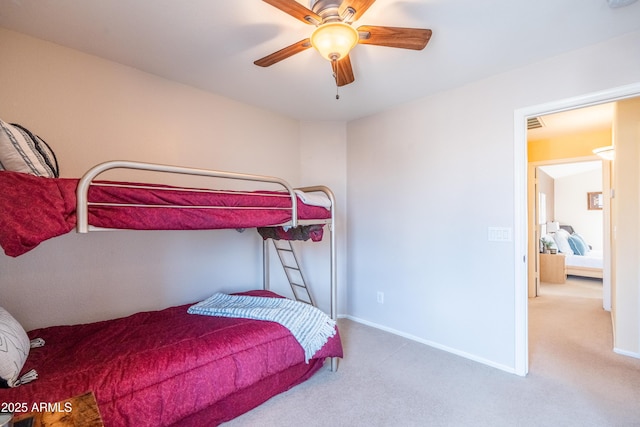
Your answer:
292;287;311;299
271;239;315;307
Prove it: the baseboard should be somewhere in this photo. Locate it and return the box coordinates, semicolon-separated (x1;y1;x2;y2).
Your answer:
342;315;518;375
613;347;640;359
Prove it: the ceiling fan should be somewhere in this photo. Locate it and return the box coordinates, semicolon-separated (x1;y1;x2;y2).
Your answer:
254;0;432;88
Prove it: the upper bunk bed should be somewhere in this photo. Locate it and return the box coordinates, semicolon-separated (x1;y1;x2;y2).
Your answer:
0;160;334;255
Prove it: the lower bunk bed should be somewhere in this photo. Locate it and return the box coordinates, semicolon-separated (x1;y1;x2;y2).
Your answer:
1;290;343;426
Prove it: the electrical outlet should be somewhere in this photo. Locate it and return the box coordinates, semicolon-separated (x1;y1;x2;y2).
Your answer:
377;291;384;304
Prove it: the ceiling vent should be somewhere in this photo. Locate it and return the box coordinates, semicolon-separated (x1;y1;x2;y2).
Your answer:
527;117;545;130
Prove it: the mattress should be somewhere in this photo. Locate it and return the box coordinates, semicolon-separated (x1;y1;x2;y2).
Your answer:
0;171;331;257
565;250;603;269
0;290;343;426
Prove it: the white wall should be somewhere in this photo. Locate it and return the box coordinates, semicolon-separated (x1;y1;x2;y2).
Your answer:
346;30;640;372
554;169;603;251
0;29;343;330
299;121;348;315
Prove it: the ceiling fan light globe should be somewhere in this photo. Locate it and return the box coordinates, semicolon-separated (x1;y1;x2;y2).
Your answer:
310;22;358;61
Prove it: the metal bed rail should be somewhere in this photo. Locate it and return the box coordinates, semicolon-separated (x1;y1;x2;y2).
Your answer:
262;184;338;372
76;160;299;233
296;185;337;327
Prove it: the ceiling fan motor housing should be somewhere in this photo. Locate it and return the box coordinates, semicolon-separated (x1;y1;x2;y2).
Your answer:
311;0;348;23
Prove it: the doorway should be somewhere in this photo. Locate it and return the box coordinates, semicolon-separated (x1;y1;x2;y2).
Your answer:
532;158;609;305
513;83;640;377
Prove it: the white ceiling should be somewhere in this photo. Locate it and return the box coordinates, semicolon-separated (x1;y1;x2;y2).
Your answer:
539;161;602;179
1;0;640;122
528;102;616;140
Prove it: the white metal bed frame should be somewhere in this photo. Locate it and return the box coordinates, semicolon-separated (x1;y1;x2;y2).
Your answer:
75;160;338;371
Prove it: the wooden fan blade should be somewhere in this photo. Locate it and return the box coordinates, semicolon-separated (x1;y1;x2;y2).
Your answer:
262;0;321;25
254;39;312;67
332;55;355;87
357;25;432;50
339;0;376;22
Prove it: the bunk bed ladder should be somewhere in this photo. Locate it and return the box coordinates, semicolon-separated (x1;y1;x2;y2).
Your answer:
272;240;316;307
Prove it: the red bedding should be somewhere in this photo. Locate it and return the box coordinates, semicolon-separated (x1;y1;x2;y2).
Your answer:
0;171;331;257
0;290;343;426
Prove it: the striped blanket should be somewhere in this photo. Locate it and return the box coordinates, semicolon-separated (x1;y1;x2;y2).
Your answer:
188;293;336;363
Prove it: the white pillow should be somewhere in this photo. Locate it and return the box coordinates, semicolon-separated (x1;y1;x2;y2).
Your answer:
553;229;574;255
556;228;571;239
0;307;30;388
0;119;59;177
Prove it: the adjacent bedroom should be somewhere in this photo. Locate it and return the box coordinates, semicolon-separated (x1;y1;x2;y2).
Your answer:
537;160;606;297
528;102;611;308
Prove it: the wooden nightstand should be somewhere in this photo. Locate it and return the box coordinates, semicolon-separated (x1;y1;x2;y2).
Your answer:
540;253;566;284
12;392;104;427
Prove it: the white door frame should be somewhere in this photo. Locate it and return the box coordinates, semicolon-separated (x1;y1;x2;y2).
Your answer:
513;82;640;377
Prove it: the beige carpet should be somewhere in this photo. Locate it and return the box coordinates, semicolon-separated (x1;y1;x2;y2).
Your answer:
537;275;603;299
224;278;640;426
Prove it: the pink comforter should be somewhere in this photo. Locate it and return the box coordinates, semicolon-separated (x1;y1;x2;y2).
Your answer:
0;171;330;257
0;291;343;426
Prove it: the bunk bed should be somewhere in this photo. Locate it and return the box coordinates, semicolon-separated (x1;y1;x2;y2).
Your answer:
0;160;341;426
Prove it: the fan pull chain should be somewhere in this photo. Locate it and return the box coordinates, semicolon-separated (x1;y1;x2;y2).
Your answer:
332;60;340;100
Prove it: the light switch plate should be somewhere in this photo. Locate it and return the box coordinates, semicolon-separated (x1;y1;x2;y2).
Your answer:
488;227;512;242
